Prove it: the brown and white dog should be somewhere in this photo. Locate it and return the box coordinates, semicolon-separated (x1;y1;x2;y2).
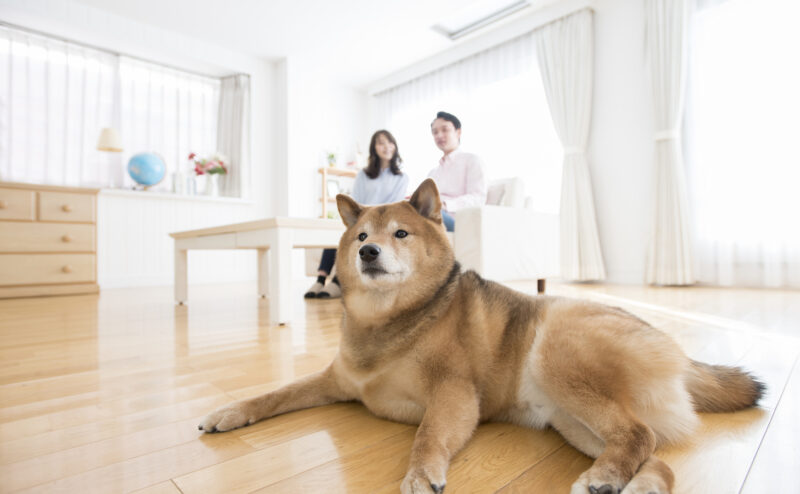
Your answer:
199;179;764;494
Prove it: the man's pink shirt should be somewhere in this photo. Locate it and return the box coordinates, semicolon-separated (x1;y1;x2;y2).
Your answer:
427;149;487;213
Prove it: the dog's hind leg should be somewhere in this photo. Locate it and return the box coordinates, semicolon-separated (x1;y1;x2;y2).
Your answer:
549;410;604;459
622;456;674;494
562;398;656;494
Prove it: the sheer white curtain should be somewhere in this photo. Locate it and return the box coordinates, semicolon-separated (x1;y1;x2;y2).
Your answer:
0;24;230;194
645;0;695;286
374;31;563;215
119;57;219;192
0;24;116;186
534;9;605;281
685;0;800;288
216;74;250;198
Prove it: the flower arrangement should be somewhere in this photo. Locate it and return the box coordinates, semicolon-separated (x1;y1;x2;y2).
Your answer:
189;152;228;175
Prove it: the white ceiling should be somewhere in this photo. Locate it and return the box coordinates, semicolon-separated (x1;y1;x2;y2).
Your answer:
74;0;552;87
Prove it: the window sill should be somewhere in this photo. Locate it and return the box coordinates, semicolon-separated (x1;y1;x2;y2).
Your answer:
99;187;253;205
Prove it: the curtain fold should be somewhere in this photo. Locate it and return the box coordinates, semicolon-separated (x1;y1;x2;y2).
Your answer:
216;74;250;198
534;9;605;281
645;0;695;285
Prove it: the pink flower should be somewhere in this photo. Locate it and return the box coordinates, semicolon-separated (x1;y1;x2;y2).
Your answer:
188;152;196;160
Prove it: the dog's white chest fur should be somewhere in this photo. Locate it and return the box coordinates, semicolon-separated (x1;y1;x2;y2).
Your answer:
507;349;558;429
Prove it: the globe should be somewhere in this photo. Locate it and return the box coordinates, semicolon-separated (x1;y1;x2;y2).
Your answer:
127;152;166;187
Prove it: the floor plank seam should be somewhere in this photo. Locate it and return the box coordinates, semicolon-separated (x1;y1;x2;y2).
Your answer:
251;428;413;493
737;352;800;494
170;478;185;494
493;440;570;492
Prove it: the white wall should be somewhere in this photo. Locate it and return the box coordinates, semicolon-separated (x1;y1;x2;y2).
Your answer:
283;58;369;219
588;0;653;284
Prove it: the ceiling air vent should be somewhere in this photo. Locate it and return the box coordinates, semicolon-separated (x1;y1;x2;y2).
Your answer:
432;0;531;41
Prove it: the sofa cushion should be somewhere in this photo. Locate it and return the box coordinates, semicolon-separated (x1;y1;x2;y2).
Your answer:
487;177;525;208
486;183;506;205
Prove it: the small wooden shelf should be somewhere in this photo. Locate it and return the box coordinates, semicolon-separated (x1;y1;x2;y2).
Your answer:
318;167;358;218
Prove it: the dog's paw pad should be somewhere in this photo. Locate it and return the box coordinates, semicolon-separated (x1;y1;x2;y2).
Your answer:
589;485;619;494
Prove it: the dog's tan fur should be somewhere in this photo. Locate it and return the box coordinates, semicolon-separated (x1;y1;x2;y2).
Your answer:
200;179;764;494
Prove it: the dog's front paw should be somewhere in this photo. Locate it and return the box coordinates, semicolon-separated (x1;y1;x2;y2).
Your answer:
571;470;624;494
198;401;254;433
401;468;446;494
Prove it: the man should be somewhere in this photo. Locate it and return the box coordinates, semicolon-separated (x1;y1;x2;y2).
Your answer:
427;111;487;232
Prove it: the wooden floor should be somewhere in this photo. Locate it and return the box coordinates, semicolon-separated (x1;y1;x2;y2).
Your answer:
1;280;798;493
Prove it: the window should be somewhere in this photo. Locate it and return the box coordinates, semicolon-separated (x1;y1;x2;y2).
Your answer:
0;24;221;193
119;57;220;190
685;0;800;287
375;34;562;213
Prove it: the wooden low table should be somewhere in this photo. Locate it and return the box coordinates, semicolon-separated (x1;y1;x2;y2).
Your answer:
170;217;345;324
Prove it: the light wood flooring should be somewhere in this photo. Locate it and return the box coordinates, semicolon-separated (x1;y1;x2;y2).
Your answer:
1;280;798;493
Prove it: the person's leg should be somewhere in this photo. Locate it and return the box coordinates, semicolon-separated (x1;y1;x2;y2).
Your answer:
305;249;336;298
318;248;336;274
318;261;342;299
441;210;455;232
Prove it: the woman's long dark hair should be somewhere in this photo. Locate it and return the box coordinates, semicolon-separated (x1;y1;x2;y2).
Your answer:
365;130;402;179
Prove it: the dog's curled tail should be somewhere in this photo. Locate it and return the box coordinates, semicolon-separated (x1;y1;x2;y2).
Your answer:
686;360;765;413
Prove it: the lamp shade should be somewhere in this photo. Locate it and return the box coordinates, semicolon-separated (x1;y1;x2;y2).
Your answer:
97;127;123;152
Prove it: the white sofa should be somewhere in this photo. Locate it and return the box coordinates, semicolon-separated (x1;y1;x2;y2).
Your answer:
306;177;560;292
450;177;559;291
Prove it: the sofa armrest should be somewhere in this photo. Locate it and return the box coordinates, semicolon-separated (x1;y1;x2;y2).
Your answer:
454;205;559;282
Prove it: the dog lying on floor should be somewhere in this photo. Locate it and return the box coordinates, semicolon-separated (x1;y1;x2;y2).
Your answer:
200;179;764;494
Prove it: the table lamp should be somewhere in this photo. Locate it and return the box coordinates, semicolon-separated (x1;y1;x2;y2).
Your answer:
97;127;123;187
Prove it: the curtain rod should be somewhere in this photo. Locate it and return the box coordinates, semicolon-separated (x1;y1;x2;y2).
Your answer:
0;20;247;81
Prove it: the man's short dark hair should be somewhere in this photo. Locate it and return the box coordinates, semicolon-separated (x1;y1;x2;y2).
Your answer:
433;111;461;130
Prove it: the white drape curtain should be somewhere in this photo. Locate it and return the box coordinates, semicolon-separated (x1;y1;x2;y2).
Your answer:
534;9;606;281
685;0;800;288
0;24;117;186
644;0;694;285
216;74;250;198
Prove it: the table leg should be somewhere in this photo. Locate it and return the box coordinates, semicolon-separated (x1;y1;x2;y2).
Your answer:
268;229;292;325
175;247;188;304
257;248;269;298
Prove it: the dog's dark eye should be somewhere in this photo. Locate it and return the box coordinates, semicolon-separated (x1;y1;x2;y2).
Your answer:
395;230;408;239
358;232;368;241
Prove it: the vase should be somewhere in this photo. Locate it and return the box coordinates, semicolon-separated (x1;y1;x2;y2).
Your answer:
206;174;220;197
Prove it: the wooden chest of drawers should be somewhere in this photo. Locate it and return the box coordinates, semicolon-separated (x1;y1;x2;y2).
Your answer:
0;182;99;298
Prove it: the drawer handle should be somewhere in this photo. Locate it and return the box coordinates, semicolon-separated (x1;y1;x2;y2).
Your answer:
62;204;73;212
0;199;7;209
62;234;74;243
62;265;73;274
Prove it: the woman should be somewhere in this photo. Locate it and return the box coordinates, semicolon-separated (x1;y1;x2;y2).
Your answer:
305;130;409;299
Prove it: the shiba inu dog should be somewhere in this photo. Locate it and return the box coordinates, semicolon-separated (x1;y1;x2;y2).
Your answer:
199;179;764;494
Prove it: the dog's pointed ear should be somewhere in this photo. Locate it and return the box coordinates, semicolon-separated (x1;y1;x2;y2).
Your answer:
409;178;442;223
336;194;363;228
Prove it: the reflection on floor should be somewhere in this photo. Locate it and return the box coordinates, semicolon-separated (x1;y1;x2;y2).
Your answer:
0;281;798;493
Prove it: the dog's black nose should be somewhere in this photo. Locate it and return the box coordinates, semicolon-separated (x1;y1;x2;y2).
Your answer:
359;243;381;263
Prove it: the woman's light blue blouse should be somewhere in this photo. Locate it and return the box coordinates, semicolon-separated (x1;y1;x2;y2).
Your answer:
351;168;409;205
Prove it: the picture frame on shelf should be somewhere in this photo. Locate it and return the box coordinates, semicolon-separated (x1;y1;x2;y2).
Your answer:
326;179;340;198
